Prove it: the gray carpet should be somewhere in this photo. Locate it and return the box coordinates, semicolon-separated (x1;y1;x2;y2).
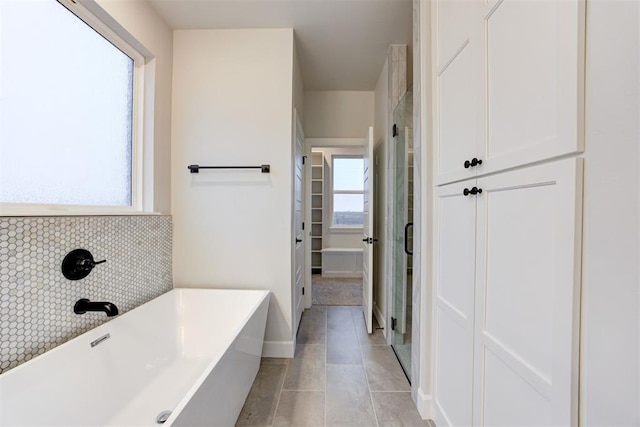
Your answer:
312;275;363;306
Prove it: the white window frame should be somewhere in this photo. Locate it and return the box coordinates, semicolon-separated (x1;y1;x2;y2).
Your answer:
0;0;148;216
330;154;364;230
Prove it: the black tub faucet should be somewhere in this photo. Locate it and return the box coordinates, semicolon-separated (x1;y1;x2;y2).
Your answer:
74;299;119;317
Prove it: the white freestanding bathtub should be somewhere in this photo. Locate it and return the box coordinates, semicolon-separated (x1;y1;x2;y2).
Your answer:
0;288;270;427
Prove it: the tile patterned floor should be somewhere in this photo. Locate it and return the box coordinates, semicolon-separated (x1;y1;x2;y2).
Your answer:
236;306;431;427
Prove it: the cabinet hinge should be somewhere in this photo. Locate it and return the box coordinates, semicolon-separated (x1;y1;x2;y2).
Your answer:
391;317;397;331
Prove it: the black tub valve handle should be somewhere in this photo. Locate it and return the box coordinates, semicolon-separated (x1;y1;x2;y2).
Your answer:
62;249;107;281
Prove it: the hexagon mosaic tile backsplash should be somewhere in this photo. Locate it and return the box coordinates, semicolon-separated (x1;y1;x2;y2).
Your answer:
0;215;172;374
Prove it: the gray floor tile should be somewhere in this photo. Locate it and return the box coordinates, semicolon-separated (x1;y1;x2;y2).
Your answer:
236;361;288;426
304;305;327;319
297;307;326;344
327;328;362;365
371;392;431;427
283;344;325;391
352;308;387;346
273;391;325;426
328;306;355;331
361;345;411;391
326;365;377;426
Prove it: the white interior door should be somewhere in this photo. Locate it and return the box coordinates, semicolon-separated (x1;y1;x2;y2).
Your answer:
362;126;374;334
293;109;305;334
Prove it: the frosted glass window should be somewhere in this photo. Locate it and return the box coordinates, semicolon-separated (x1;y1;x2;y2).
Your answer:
332;156;364;227
0;0;135;207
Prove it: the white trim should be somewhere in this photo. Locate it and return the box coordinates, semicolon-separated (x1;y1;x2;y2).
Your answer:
328;226;363;233
416;387;433;420
331;154;365;227
373;300;386;333
262;340;295;358
306;138;366;148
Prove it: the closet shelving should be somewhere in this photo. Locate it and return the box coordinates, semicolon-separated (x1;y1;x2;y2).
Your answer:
311;151;324;274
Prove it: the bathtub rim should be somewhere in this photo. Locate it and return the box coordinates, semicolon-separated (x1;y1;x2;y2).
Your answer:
0;288;269;379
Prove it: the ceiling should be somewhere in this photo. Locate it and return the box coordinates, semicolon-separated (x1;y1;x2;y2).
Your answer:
146;0;413;91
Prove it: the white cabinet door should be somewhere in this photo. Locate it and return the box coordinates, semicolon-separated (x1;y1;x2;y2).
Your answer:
433;179;477;427
434;0;482;70
436;38;483;185
473;158;583;426
434;0;585;186
483;0;585;176
434;0;484;185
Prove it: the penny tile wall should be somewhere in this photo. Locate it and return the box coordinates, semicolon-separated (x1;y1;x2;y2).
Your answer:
0;215;172;374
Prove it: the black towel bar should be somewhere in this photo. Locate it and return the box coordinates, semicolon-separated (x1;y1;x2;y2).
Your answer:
187;164;270;173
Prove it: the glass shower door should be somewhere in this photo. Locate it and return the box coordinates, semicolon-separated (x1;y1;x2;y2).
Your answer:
391;90;413;380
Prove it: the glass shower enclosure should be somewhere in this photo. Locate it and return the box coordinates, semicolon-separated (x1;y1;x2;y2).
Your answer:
391;89;413;380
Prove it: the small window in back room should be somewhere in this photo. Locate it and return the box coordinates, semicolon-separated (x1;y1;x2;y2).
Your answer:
332;156;364;227
0;0;139;210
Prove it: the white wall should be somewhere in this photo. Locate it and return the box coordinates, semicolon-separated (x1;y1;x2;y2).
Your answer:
96;0;173;214
171;29;296;357
581;1;640;424
373;59;389;328
304;91;375;138
319;146;365;249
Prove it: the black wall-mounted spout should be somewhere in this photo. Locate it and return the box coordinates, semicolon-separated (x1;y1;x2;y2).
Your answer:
74;299;119;317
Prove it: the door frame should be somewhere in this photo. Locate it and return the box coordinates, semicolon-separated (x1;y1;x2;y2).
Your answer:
303;138;367;309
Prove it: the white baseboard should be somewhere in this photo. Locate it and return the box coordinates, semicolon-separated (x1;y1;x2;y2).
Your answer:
373;301;386;330
262;340;294;358
416;387;433;420
322;271;363;278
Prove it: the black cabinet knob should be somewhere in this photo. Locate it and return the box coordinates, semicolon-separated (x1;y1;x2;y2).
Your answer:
463;187;483;196
295;238;302;243
464;158;483;169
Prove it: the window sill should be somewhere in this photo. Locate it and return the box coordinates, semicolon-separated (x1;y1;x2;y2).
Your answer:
0;204;159;217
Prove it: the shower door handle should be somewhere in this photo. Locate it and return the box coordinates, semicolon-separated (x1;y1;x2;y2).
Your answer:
404;222;413;256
